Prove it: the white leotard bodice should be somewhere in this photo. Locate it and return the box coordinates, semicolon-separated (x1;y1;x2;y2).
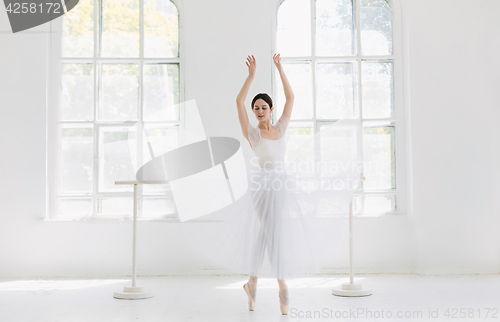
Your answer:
247;114;290;169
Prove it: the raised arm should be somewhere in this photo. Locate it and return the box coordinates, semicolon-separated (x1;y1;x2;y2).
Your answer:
273;53;294;120
236;55;256;142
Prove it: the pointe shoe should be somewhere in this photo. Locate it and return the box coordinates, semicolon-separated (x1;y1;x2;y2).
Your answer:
243;282;256;311
278;287;290;315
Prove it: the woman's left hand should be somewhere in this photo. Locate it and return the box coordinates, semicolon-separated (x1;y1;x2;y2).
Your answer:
273;53;282;70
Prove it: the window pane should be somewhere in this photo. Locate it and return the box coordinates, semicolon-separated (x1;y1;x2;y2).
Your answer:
316;62;355;119
59;198;93;217
142;125;179;160
319;123;359;166
363;125;395;189
62;0;94;57
285;122;314;163
142;125;180;193
284;122;314;182
100;64;139;121
316;0;353;56
61;64;94;121
352;195;361;213
60;126;93;193
99;197;133;216
277;62;313;119
364;194;396;213
361;61;393;118
277;0;311;57
102;0;139;57
143;64;180;121
99;126;137;192
360;0;392;55
144;0;179;57
142;196;177;218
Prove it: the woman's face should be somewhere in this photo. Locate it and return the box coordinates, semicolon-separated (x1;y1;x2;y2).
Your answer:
253;98;272;122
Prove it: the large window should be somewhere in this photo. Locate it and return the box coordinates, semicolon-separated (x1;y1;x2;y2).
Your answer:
275;0;405;216
48;0;181;219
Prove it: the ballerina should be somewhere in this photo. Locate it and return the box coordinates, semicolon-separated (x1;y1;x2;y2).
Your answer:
237;53;293;314
182;54;363;315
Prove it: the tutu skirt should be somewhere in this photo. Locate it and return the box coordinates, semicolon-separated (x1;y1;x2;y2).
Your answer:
180;119;363;279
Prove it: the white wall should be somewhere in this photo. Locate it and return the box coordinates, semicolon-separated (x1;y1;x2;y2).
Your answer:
405;0;500;273
0;0;499;278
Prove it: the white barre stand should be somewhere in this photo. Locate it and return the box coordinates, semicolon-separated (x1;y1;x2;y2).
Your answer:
332;176;372;297
113;180;168;300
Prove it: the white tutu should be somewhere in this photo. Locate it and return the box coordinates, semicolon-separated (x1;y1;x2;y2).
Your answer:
180;116;363;279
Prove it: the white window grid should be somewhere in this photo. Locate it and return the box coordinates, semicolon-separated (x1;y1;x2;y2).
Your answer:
272;0;406;216
47;0;184;220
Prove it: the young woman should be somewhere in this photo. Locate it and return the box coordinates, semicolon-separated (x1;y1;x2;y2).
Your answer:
183;54;363;315
236;54;294;314
236;54;295;314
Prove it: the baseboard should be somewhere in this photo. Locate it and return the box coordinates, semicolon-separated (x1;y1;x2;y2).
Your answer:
1;267;499;279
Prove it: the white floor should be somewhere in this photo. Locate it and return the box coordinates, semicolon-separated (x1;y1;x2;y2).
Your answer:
0;274;499;322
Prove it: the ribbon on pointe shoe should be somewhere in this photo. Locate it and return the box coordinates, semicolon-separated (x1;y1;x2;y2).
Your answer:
243;278;257;311
279;287;289;315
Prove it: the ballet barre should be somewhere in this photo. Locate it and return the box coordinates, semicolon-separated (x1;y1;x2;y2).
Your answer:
113;180;168;300
113;174;368;299
332;175;372;297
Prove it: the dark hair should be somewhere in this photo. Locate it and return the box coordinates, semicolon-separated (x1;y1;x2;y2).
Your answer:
251;93;273;110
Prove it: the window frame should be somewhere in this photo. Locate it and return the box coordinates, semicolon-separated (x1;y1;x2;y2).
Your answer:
272;0;407;216
46;0;185;221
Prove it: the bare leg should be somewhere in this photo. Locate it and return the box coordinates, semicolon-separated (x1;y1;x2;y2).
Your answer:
249;226;267;279
267;224;286;280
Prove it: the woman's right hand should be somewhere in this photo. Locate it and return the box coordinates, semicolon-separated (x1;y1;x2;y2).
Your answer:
246;55;256;77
